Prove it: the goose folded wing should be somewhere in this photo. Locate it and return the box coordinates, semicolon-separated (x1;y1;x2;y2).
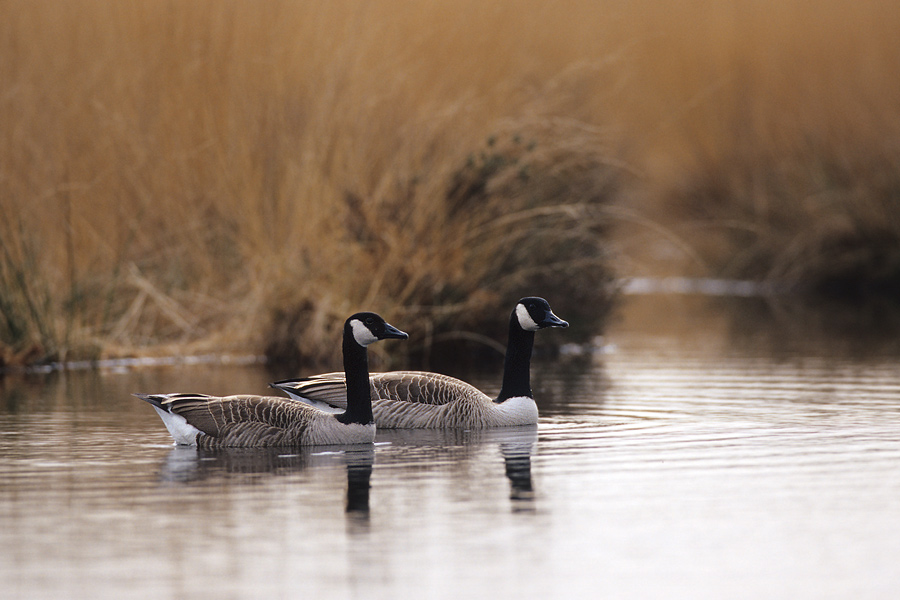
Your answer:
271;374;349;410
162;393;309;435
369;371;488;406
272;371;489;408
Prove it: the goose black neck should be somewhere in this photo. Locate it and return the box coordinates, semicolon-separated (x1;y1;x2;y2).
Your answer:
336;329;374;425
495;312;536;403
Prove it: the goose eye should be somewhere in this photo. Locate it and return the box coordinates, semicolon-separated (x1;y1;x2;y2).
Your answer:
365;317;374;325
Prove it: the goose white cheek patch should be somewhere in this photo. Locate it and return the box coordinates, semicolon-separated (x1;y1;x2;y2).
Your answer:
350;319;379;346
515;303;540;331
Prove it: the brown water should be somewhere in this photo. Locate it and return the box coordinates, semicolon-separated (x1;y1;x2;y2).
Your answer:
2;297;900;599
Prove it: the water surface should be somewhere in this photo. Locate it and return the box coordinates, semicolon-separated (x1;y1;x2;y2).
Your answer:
2;297;900;599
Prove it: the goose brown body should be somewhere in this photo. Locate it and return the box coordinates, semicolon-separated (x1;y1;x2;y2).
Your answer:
270;298;568;429
136;312;407;447
276;371;518;429
135;392;374;447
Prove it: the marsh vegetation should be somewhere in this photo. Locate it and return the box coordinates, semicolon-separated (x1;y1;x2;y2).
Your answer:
2;0;899;366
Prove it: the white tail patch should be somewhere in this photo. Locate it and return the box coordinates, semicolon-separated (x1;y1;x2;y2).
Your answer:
515;303;540;331
350;319;379;347
152;406;201;446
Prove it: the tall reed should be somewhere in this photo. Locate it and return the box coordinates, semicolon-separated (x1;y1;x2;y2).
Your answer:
3;0;900;366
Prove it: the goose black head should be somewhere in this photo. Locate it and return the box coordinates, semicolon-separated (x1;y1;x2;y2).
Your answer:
514;297;569;332
347;312;409;347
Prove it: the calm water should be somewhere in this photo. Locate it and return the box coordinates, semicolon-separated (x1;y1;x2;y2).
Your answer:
2;297;900;599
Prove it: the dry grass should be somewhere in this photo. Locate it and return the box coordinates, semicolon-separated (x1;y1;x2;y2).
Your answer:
0;0;621;366
630;1;900;293
2;0;899;365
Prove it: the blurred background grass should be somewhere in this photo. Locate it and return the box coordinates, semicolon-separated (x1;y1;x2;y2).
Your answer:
2;0;899;366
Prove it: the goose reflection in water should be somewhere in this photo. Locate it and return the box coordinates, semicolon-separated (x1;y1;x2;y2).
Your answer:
158;444;375;517
153;425;537;520
343;447;374;518
500;437;535;507
375;425;538;512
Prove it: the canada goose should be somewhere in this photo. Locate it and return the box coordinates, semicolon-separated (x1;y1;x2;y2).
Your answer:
269;297;568;428
134;312;408;447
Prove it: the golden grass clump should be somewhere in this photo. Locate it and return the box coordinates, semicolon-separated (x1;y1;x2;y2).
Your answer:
261;116;621;368
0;0;621;366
